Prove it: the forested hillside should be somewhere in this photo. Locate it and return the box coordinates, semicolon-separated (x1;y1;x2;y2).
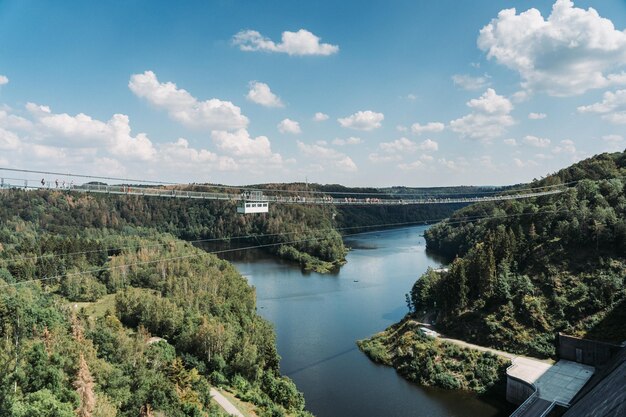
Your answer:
359;151;626;397
0;189;346;273
414;151;626;357
0;188;361;416
0;182;471;416
247;182;474;233
0;215;310;416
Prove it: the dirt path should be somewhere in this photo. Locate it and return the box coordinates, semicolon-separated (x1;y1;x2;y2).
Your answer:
410;320;553;364
210;388;245;417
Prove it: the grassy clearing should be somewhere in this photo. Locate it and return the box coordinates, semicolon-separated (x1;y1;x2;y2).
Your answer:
72;293;117;318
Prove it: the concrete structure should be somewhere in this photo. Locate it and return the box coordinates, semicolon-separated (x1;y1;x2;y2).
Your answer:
558;333;623;367
506;358;594;417
563;346;626;417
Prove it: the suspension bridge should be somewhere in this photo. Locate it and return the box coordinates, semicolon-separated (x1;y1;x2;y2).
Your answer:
0;174;565;209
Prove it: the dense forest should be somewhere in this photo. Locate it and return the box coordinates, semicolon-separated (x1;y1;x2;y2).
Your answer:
360;151;626;396
0;189;347;273
0;181;474;416
412;151;626;357
0;188;360;416
1;166;595;413
0;221;310;416
358;320;509;395
244;182;475;234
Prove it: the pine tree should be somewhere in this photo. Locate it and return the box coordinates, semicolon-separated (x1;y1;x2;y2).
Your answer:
71;312;84;342
42;326;52;357
74;353;95;417
456;262;469;312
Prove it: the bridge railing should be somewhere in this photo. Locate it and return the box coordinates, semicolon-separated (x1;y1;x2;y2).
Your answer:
0;177;566;206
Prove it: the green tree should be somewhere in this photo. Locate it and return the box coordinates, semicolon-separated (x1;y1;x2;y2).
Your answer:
11;389;74;417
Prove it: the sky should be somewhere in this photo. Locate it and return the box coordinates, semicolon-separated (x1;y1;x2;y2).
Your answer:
0;0;625;187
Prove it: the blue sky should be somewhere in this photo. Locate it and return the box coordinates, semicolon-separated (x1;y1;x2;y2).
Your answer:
1;0;625;186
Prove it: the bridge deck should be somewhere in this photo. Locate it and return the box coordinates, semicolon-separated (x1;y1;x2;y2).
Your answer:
0;177;565;206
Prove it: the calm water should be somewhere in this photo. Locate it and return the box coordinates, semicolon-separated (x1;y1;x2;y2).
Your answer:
208;226;513;417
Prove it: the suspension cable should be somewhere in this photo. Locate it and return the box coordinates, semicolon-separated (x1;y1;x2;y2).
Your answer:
0;207;571;288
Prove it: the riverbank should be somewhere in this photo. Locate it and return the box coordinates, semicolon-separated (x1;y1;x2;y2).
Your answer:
358;318;510;395
227;225;513;417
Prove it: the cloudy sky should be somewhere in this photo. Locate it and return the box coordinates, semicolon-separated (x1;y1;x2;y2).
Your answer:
1;0;625;187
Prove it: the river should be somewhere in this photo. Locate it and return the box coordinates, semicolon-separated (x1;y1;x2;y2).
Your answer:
210;226;513;417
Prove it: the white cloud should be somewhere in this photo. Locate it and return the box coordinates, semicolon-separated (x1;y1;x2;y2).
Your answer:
578;89;626;113
514;158;538;168
335;157;357;172
129;70;248;131
297;141;356;172
449;88;515;141
504;138;518;146
332;137;362;146
578;89;626;124
603;112;626;124
478;0;626;96
478;155;495;169
159;138;238;171
602;134;624;144
419;139;438;152
535;153;553;160
368;153;402;163
338;110;384;131
313;112;329;122
411;122;445;135
0;127;21;150
406;94;417;101
26;102;51;116
523;135;551;148
246;81;284;108
379;138;439;154
160;138;217;164
32;144;67;160
396;125;408;132
0;102;285;179
277;118;301;134
467;88;513;114
0;109;34;131
528;112;547;120
0;75;8;86
211;128;275;157
297;141;342;159
438;158;466;171
511;90;530;103
399;160;424;171
380;137;417;153
233;29;339;56
552;139;576;154
451;74;491;90
23;103;157;161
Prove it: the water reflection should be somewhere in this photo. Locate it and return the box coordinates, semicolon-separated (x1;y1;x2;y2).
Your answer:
198;226;513;417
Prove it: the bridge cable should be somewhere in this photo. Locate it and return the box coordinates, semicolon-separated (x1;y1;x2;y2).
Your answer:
0;166;580;197
0;207;571;288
